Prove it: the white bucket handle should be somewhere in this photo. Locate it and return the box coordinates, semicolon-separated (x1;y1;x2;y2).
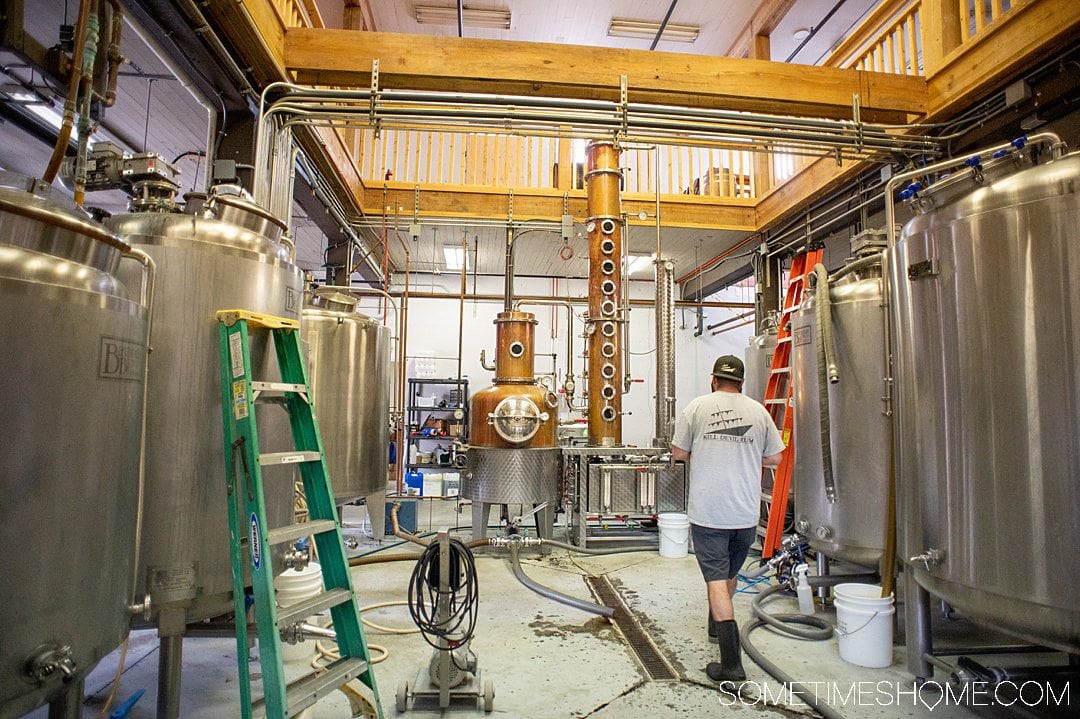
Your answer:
835;610;881;637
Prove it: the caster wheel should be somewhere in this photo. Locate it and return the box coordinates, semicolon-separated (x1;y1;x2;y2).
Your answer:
396;680;410;713
483;679;495;712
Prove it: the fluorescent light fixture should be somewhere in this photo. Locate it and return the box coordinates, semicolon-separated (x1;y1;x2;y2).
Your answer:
7;92;110;145
443;245;467;270
625;253;653;274
415;6;511;29
608;18;700;43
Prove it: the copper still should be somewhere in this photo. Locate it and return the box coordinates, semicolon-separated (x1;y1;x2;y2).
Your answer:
585;141;624;446
464;311;560;514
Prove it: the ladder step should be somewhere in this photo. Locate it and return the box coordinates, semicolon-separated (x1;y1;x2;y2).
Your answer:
267;520;337;547
277;588;354;627
251;381;308;394
252;656;370;718
765;398;788;405
769;367;791;375
258;451;322;466
776;336;792;344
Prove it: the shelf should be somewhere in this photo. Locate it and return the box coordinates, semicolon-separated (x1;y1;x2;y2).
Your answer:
406;463;459;469
408;378;469;385
407;405;465;412
408;434;465;440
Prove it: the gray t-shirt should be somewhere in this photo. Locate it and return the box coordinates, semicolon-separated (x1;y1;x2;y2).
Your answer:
672;390;785;529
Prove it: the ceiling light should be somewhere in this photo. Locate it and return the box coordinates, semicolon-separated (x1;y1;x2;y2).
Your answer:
793;28;811;41
443;245;467;270
415;6;511;29
608;18;700;44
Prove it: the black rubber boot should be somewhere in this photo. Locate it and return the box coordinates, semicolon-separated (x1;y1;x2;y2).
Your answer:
706;620;746;683
707;612;719;643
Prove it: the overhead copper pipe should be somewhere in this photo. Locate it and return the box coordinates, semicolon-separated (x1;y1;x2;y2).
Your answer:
585;141;623;446
395;290;752;310
43;0;92;183
101;0;124;108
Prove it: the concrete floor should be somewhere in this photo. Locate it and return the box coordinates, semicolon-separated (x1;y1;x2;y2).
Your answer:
27;501;1071;719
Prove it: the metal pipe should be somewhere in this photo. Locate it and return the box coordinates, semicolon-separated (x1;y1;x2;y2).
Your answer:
885;132;1064;247
43;0;92;183
514;299;576;400
705;310;753;332
906;576;935;681
157;634;183;719
508;543;614;618
47;678;84;719
122;11;218;189
503;226;515;312
396;291;752;309
100;0;123;108
649;0;679;50
457;232;467;409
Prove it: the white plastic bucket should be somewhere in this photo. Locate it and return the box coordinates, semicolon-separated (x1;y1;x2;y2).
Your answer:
275;562;323;662
834;583;895;668
657;513;690;559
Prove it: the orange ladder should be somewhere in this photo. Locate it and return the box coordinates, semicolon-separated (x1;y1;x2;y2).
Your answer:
760;247;823;558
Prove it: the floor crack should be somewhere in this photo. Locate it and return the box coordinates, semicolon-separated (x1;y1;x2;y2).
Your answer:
576;678;648;718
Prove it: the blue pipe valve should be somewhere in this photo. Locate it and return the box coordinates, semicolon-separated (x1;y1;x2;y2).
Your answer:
898;180;923;201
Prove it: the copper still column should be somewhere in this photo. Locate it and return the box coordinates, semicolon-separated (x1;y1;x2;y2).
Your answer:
585;141;623;446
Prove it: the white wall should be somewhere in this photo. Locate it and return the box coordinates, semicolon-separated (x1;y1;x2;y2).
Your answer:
352;275;754;447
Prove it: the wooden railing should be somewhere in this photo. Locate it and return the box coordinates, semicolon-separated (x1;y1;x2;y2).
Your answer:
828;0;923;74
355;129;763;200
269;0;323;29
960;0;1015;42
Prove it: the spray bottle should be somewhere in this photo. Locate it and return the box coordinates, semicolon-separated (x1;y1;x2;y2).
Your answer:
795;563;815;615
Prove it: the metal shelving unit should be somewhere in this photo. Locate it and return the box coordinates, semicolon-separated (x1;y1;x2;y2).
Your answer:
405;378;469;475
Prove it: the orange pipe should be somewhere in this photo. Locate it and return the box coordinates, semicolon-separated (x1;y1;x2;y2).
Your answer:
43;0;92;183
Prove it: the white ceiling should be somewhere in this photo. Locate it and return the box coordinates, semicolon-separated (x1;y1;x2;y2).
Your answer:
316;0;880;64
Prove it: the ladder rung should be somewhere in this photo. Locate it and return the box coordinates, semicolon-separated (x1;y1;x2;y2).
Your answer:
776;336;792;344
258;451;322;466
252;657;370;718
251;381;308;394
765;398;788;405
267;520;337;547
277;588;353;627
770;367;791;375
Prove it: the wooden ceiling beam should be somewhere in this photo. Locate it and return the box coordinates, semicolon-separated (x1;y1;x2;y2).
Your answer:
284;28;926;122
360;184;757;231
726;0;798;58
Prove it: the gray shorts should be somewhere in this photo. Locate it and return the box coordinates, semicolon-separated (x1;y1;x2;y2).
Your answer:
691;524;756;582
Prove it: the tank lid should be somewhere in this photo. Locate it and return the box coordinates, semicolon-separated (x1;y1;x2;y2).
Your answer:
307;289;359;313
206;186;287;242
0;172;130;273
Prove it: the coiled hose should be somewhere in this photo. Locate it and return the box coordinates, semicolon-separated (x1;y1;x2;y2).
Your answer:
741;575;875;719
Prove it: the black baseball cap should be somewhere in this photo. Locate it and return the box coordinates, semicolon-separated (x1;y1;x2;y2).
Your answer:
712;355;745;382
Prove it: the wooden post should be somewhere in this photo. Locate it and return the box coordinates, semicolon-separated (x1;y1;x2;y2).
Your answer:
921;0;963;76
556;128;572;190
751;34;773;197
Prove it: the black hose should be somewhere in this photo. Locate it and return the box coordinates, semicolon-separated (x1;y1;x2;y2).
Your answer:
508;543;614;618
407;538;479;652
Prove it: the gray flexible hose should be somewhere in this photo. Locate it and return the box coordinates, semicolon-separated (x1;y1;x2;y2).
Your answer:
508;543;615;618
542;538;657;556
740;575;876;719
812;263;839;503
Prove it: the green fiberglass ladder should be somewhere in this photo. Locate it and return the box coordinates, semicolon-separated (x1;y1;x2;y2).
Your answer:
217;309;382;719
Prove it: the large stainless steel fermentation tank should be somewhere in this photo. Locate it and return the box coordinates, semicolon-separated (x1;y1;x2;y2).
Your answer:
792;234;890;569
302;288;391;503
891;141;1080;656
0;174;150;718
743;323;777;405
109;187;302;716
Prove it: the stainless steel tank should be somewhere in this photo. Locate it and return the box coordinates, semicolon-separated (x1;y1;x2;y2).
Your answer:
0;174;149;717
743;322;777;404
109;188;302;627
891;150;1080;653
302;289;390;503
791;240;889;568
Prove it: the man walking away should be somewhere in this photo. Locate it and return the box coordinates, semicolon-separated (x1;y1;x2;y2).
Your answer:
671;354;784;683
